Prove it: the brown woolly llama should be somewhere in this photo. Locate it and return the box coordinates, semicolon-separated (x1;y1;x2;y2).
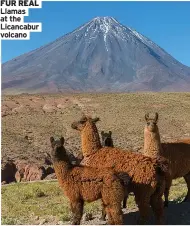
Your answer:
71;116;169;224
101;131;114;147
144;113;190;206
49;136;130;225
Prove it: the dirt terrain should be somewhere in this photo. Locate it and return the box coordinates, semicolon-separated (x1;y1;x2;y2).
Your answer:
2;92;190;166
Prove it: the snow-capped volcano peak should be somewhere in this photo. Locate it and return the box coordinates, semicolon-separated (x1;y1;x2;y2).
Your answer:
89;17;121;50
92;16;119;24
74;16;130;51
89;16;124;32
2;16;190;94
85;17;164;54
92;16;117;33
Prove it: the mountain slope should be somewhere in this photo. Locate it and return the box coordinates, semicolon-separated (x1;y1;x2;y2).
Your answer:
2;16;190;93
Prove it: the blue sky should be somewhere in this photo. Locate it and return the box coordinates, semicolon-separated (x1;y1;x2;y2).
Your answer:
2;1;190;66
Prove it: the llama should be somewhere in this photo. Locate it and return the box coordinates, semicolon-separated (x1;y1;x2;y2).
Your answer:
49;136;130;225
144;112;190;206
71;116;169;224
101;131;114;147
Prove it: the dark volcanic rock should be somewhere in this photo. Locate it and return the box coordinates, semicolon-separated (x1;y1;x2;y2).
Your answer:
2;16;190;93
1;160;17;183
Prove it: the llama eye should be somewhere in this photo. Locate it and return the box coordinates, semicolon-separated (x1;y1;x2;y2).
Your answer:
147;122;150;125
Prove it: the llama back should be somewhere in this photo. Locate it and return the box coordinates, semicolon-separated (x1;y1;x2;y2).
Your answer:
175;138;190;144
81;146;168;186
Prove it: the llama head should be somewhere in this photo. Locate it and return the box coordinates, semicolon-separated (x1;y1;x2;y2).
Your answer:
101;131;113;147
50;136;66;161
71;115;100;132
145;112;159;132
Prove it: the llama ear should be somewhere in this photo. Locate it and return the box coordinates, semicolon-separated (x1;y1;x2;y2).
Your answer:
60;137;65;145
154;112;159;123
50;137;54;144
71;122;77;129
92;117;100;123
81;113;87;119
145;113;149;122
109;131;112;136
101;131;104;136
80;115;88;123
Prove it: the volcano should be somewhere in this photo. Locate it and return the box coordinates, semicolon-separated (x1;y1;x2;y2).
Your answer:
2;16;190;93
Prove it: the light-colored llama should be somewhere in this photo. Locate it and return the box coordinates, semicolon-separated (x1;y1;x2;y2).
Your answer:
144;112;190;206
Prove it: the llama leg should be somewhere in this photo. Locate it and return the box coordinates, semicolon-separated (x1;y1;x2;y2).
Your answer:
122;196;127;209
183;172;190;202
105;206;114;225
100;203;106;221
109;205;123;225
122;187;129;209
150;194;165;224
164;178;172;207
70;200;84;225
135;193;151;224
137;202;151;224
102;192;114;224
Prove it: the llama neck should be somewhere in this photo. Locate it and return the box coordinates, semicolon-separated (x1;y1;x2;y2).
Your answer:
52;158;71;186
144;128;162;157
81;122;102;157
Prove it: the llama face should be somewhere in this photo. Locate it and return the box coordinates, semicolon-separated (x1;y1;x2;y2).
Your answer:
145;113;159;132
71;116;88;131
71;116;100;131
146;120;158;132
101;131;113;147
50;137;66;160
